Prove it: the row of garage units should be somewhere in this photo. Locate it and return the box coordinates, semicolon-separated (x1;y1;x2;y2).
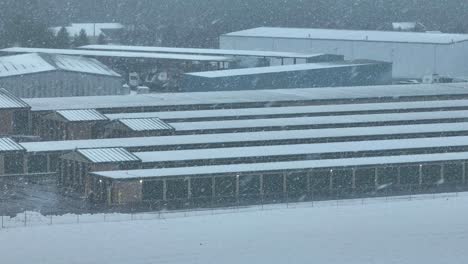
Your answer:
2;83;468;139
55;134;468;196
88;152;468;206
28;108;468;140
4;121;468;176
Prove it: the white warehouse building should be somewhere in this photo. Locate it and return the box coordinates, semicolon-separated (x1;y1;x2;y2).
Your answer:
0;53;125;98
220;27;468;79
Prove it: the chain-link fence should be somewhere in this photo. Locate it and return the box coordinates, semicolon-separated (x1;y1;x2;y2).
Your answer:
0;189;463;230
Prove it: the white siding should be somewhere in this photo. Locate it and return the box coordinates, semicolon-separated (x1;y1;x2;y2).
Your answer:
220;35;468;78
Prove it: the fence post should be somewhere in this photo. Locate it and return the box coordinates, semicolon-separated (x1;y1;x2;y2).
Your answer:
1;215;3;229
50;215;52;225
24;212;27;227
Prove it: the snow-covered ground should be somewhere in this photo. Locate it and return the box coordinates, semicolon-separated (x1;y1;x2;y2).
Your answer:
1;193;467;264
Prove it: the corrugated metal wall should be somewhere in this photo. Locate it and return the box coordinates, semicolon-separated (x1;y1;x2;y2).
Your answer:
0;71;126;98
220;35;468;79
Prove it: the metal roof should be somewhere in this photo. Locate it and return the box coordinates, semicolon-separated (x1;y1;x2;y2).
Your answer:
80;44;331;59
56;109;109;122
0;53;120;78
20;122;468;153
0;53;56;78
0;138;25;152
93;151;468;179
223;27;468;45
131;135;468;163
20;83;468;112
105;99;468;121
170;110;468;132
118;118;175;132
77;148;141;163
1;47;233;62
0;89;30;109
186;61;373;78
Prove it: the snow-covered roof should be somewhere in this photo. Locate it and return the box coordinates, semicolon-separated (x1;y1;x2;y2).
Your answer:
0;53;56;78
19;83;468;112
50;23;124;37
132;135;468;164
55;109;109;122
1;47;233;62
0;138;25;152
0;53;120;78
223;27;468;45
93;151;468;179
170;110;468;131
186;61;372;78
0;89;30;109
80;44;332;59
20;122;468;153
105;99;468;121
117;118;174;132
76;148;141;163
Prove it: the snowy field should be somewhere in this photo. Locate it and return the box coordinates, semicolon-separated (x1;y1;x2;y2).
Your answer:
1;193;467;264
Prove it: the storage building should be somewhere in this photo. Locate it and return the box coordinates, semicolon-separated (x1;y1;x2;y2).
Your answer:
181;60;392;92
38;109;109;140
0;53;125;98
220;27;468;79
90;151;468;206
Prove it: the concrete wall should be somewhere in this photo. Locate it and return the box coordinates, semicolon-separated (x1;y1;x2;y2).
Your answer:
220;35;468;79
0;71;126;98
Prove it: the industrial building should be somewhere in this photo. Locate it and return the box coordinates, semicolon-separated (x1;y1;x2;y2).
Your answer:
220;27;468;79
181;60;392;92
0;53;125;98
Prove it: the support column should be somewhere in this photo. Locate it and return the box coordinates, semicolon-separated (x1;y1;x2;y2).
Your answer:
23;154;28;174
46;154;51;173
352;168;356;189
0;155;5;175
162;179;167;201
283;173;287;195
259;174;264;195
329;170;333;191
235;175;240;199
463;163;466;185
306;171;311;196
211;176;216;200
397;167;401;186
419;165;423;186
440;164;444;184
187;178;191;199
374;168;379;188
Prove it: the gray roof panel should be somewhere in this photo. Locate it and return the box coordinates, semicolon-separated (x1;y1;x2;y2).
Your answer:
119;118;175;132
56;109;109;122
77;148;141;163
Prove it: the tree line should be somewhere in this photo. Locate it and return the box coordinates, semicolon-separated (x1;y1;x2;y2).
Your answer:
1;0;468;49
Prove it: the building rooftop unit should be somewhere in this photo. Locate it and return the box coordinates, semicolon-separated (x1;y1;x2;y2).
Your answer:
93;151;468;179
0;137;25;152
186;61;374;78
0;89;31;109
80;44;336;59
19;122;468;153
169;110;468;132
16;83;468;112
73;148;141;164
0;53;120;78
53;109;109;122
223;27;468;45
1;47;233;62
105;99;468;121
130;135;468;164
117;118;175;132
